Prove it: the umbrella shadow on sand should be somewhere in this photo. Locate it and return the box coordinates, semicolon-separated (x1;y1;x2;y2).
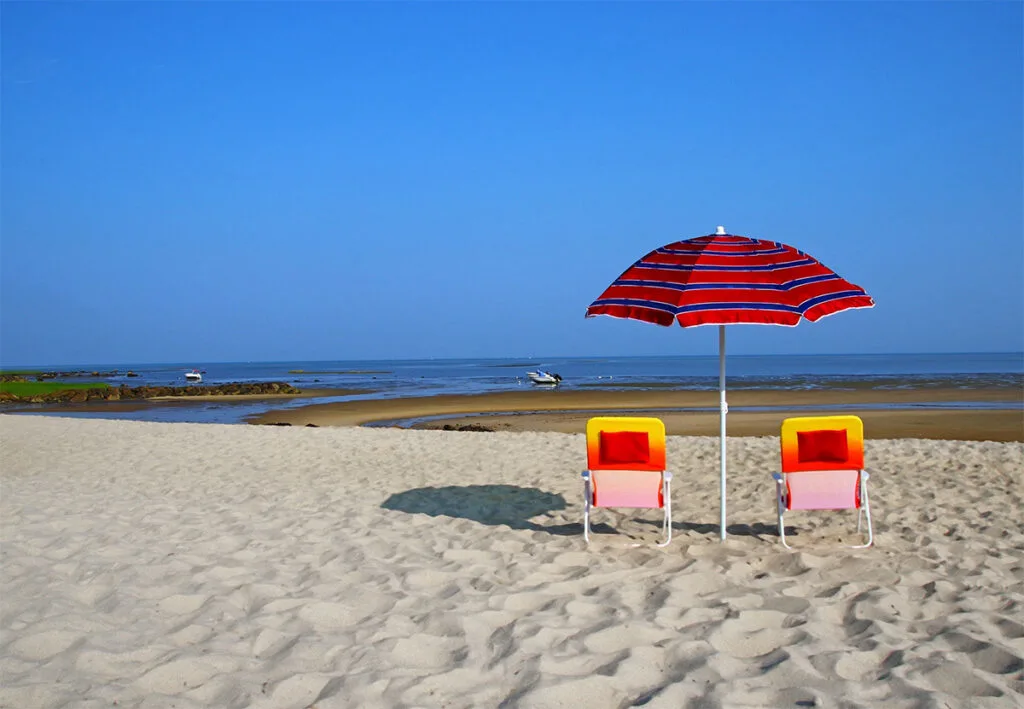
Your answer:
382;486;790;541
381;484;579;535
630;518;796;540
675;520;785;539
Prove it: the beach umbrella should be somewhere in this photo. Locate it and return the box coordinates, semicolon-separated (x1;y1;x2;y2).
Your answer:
585;226;874;540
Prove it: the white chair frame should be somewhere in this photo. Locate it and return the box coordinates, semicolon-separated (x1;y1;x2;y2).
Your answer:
581;469;673;547
773;470;872;550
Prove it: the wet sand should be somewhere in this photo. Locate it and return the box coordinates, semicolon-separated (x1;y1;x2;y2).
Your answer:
249;388;1024;442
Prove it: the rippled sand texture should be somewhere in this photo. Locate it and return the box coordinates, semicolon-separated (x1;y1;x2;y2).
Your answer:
1;416;1022;708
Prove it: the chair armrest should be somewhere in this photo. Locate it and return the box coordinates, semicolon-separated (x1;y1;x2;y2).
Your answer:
664;471;673;481
861;470;870;481
581;470;591;480
773;472;788;512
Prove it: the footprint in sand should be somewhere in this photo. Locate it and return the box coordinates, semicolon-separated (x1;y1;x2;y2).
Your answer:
135;656;238;694
914;661;1003;698
666;571;729;597
390;633;468;669
518;626;577;656
0;683;73;709
851;588;916;623
498;592;552;614
441;548;500;564
252;628;300;660
563;599;615;622
834;649;888;681
403;568;455;591
708;609;799;659
264;673;344;708
515;677;624;709
66;579;117;608
583;623;676;655
940;631;1024;675
156;594;209;615
402;667;496;706
10;630;83;661
760;595;810;615
834;557;901;585
667;605;730;633
996;617;1024;640
167;624;214;646
259;597;306;614
76;646;170;678
297;597;393;631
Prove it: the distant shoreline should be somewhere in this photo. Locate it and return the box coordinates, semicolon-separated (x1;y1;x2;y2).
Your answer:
5;370;1022;441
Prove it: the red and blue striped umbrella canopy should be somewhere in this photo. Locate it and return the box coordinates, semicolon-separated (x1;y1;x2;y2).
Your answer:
586;230;874;327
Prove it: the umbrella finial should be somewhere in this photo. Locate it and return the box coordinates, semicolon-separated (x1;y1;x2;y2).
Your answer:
716;225;726;235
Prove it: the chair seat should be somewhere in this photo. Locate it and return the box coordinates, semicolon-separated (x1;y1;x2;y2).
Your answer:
592;470;664;508
785;469;860;510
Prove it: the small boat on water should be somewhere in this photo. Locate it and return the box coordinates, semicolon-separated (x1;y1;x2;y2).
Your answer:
526;370;562;385
185;369;203;382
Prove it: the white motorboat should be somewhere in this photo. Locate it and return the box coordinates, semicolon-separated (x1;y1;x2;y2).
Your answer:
526;370;562;385
185;369;203;382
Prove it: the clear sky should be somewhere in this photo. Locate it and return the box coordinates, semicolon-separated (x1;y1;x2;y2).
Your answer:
2;1;1022;366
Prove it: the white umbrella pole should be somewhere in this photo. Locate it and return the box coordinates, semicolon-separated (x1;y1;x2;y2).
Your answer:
719;325;728;540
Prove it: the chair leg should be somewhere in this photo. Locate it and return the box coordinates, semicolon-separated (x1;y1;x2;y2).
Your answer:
851;480;873;548
778;511;793;549
583;476;591;545
656;477;672;547
774;478;793;549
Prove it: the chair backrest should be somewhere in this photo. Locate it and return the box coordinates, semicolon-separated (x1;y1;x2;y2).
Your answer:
780;415;864;510
586;417;666;508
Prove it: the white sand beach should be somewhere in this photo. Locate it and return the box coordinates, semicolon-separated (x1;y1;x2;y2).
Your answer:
1;415;1022;708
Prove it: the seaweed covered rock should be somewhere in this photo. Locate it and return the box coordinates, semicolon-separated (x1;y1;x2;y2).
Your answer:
118;382;300;399
0;382;302;405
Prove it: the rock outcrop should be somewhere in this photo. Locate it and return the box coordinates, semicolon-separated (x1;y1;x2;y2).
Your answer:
0;382;302;405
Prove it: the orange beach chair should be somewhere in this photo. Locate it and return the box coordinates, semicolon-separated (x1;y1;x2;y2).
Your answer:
774;415;873;549
582;416;673;547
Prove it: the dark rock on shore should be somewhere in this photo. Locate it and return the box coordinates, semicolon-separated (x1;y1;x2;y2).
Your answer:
0;382;303;405
2;369;143;382
120;382;301;399
441;423;495;432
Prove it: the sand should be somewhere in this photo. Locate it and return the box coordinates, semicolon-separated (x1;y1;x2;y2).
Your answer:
1;415;1022;709
249;388;1024;442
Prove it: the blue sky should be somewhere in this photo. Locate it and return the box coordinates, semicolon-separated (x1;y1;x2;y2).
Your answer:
2;1;1021;366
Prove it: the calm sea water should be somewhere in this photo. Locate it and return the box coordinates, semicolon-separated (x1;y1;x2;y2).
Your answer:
7;353;1023;425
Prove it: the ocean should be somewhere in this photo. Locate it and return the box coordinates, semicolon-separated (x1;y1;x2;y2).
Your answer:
5;352;1023;425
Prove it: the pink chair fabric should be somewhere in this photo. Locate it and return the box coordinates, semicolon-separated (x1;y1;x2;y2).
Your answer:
592;470;665;508
784;469;860;511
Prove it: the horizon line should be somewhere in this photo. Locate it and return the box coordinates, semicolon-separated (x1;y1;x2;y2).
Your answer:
3;350;1022;370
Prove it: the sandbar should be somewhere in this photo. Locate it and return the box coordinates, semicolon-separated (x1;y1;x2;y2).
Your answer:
249;387;1024;441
